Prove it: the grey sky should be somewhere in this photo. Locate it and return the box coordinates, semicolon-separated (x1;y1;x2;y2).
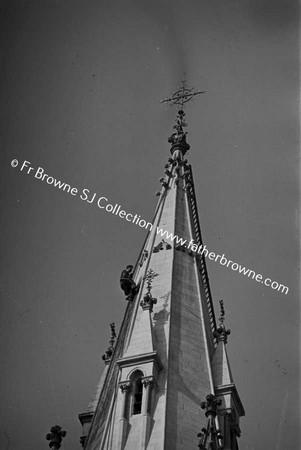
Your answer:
0;1;299;449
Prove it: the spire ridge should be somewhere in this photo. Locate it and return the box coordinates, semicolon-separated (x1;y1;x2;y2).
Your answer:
101;322;117;363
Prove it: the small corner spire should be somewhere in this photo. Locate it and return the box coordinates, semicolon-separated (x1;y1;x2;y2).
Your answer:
160;80;205;158
197;394;223;450
102;322;117;364
46;425;67;449
214;300;231;344
140;269;158;313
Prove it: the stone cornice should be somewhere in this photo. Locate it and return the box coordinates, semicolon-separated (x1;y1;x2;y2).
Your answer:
78;411;94;425
214;383;245;417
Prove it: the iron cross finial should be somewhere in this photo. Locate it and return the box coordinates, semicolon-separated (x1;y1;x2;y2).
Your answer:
160;80;206;109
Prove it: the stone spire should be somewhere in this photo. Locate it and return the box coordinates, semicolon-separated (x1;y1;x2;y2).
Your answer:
78;323;117;447
80;85;244;450
211;301;245;449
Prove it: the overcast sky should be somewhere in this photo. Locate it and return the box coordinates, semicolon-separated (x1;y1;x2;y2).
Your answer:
0;1;300;449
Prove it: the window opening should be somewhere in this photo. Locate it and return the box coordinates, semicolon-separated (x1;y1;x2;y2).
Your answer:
130;370;144;416
133;377;143;415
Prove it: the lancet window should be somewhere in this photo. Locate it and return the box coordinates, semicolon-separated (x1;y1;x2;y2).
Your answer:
130;370;144;416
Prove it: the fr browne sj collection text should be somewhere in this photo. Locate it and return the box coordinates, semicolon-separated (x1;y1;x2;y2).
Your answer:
10;158;289;295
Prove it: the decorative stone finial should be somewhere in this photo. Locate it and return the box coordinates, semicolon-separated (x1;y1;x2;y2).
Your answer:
142;376;154;388
119;381;132;393
138;249;149;267
153;239;172;253
160;81;206;157
140;269;158;312
143;268;159;289
213;299;231;343
201;393;222;416
167;109;190;155
140;291;157;312
80;435;86;447
102;322;117;363
46;425;67;449
197;394;223;449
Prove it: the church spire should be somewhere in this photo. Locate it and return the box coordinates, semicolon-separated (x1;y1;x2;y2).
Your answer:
80;84;244;450
211;301;245;449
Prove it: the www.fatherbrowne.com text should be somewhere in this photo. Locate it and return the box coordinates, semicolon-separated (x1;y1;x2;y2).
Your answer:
12;159;289;295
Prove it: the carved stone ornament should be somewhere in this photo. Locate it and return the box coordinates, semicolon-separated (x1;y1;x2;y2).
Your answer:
142;376;154;389
175;243;186;252
183;180;192;191
153;239;172;253
213;325;231;343
160;83;205;157
201;393;222;416
198;394;223;450
140;291;157;312
143;269;159;288
79;435;87;448
119;381;132;394
138;249;149;267
46;425;67;449
213;300;231;343
159;176;169;190
102;323;117;363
